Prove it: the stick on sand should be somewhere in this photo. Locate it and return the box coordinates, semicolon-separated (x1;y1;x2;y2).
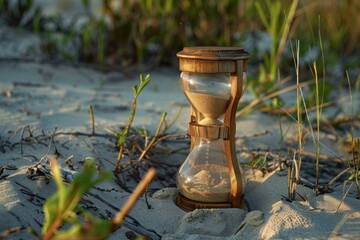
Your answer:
113;168;156;226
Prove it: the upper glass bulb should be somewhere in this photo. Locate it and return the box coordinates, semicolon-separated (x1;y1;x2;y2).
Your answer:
180;72;231;125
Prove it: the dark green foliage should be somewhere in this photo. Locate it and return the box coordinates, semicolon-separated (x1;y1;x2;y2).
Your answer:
0;0;42;28
1;0;359;102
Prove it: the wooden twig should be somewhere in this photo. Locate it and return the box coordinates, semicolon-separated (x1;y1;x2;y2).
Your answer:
292;149;343;163
138;114;167;162
113;168;156;225
29;128;57;169
238;130;271;139
323;168;351;193
54;131;115;139
88;191;161;239
236;80;314;117
336;181;353;213
0;226;26;238
318;116;360;129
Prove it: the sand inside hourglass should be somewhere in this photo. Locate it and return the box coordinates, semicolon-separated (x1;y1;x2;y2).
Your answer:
178;164;230;202
185;91;229;124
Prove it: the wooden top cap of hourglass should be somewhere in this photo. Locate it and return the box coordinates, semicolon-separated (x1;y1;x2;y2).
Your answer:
177;46;249;73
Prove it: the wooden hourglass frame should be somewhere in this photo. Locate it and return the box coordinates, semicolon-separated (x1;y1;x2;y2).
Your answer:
176;47;249;211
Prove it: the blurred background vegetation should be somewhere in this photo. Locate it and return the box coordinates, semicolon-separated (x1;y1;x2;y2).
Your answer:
0;0;359;92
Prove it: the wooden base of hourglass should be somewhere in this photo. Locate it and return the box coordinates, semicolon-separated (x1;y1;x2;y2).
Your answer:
176;193;246;212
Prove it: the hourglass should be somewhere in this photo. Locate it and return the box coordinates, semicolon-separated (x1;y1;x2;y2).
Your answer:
176;47;249;211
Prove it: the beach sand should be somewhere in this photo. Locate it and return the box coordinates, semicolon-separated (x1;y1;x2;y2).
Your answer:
0;16;360;239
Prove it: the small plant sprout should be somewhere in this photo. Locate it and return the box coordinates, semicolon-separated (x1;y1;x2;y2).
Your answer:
290;41;325;195
88;105;95;134
116;74;151;168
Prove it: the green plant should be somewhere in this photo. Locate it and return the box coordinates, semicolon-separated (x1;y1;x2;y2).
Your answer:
0;0;39;27
287;39;303;200
250;0;298;97
115;106;182;182
250;154;269;175
287;19;331;196
284;24;360;199
296;20;333;116
41;158;113;239
99;0;179;66
296;0;360;55
305;23;328;194
40;158;156;240
313;60;322;194
290;61;324;195
1;0;358;75
116;74;151;168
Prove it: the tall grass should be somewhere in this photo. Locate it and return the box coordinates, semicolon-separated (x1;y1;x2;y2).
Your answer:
294;40;302;171
345;71;360;198
252;0;298;95
290;39;302;200
313;61;321;194
290;19;326;195
1;0;358;71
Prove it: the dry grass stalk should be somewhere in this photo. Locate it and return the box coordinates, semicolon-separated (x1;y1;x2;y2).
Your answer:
288;154;299;200
236;80;313;117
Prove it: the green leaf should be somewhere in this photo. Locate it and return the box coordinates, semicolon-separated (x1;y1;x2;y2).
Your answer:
42;159;112;237
117;133;126;147
62;211;80;224
348;171;360;181
137;74;151;97
84;215;113;238
81;0;89;8
91;171;113;186
42;192;61;234
55;213;113;239
52;224;83;239
255;1;270;30
164;0;174;12
133;85;138;97
133;127;146;136
51;159;67;210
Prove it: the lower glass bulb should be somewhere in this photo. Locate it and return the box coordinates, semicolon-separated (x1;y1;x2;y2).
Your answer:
177;138;231;202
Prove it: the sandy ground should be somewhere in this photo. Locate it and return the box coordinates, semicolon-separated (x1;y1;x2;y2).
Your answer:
1;7;360;239
0;59;359;239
